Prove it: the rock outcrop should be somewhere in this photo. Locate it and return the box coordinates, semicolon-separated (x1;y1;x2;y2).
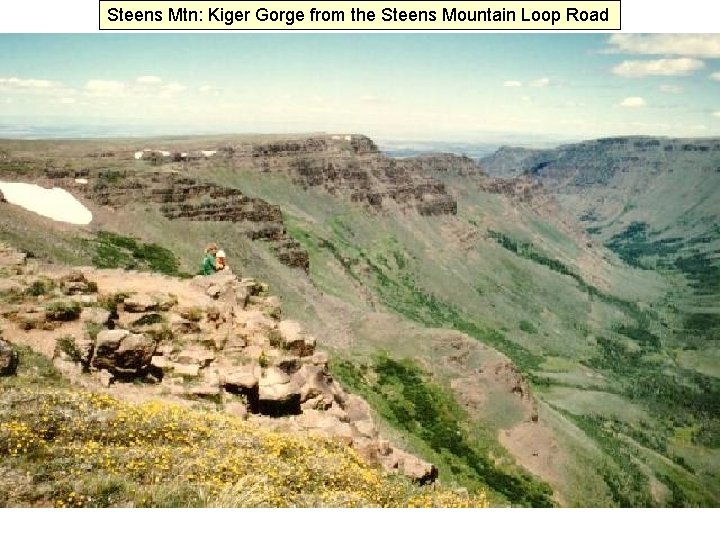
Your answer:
0;245;436;484
76;175;310;272
0;338;19;377
228;136;458;215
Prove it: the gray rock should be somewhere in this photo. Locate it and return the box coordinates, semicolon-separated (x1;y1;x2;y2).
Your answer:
206;285;221;298
81;307;111;327
63;281;90;295
0;339;19;377
223;365;259;390
93;330;155;374
95;329;130;353
172;363;200;377
123;293;158;313
0;278;22;295
176;346;214;367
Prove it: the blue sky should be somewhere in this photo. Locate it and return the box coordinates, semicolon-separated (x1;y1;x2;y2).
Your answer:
0;34;718;141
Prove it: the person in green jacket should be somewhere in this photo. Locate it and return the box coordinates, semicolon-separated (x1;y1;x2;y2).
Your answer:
200;243;218;275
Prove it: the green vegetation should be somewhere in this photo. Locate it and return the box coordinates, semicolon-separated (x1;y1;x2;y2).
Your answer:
605;221;683;269
25;278;54;297
55;336;83;364
86;231;182;276
45;301;81;322
332;352;554;507
132;313;166;327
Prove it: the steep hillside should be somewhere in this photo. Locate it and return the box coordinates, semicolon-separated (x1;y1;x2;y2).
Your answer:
481;137;720;373
2;134;718;506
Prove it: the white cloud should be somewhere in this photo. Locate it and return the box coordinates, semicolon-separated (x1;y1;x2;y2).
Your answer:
713;111;720;118
620;97;647;108
607;34;720;58
0;77;62;91
137;75;162;85
59;97;76;104
161;82;185;94
529;77;550;88
658;84;683;94
199;85;214;93
83;78;185;99
84;79;126;96
612;58;704;77
503;80;522;87
711;72;720;82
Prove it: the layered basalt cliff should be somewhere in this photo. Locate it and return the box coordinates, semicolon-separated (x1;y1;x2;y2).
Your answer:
221;135;458;216
61;173;308;272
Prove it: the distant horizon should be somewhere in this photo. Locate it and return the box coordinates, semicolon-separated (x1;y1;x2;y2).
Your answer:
0;120;718;150
1;34;719;141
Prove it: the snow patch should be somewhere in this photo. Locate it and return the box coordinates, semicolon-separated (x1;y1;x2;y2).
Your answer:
0;181;92;225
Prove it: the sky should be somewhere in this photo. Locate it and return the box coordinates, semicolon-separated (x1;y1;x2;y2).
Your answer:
0;33;719;142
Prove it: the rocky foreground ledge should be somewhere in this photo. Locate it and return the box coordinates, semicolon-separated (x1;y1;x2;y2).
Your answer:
0;243;437;484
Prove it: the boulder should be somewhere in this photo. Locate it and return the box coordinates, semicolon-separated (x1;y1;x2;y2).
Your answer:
172;363;200;377
380;449;438;485
0;278;22;295
81;307;111;327
344;394;373;423
123;293;158;313
237;310;277;334
95;329;130;355
63;281;90;295
0;250;26;267
261;366;290;386
114;333;156;369
277;320;315;357
169;313;200;334
258;366;301;414
76;294;98;306
206;285;221;299
293;364;336;404
352;420;378;439
326;402;350;423
187;374;222;397
176;346;214;367
222;365;259;390
60;270;85;283
154;293;177;311
150;356;172;370
92;329;155;375
242;345;264;361
0;339;19;377
295;410;355;442
223;334;247;354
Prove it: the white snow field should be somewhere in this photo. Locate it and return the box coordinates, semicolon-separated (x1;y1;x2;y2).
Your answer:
0;181;93;225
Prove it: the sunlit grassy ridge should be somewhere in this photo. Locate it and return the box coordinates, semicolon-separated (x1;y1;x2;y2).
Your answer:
0;348;487;508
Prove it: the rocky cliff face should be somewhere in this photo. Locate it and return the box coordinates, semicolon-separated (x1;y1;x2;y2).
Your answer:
221;135;458;216
480;137;720;187
50;173;309;272
0;244;437;484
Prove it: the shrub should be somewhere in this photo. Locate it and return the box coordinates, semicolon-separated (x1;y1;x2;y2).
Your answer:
85;323;103;340
132;313;166;327
25;279;54;297
45;301;81;322
55;336;82;363
519;320;537;334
